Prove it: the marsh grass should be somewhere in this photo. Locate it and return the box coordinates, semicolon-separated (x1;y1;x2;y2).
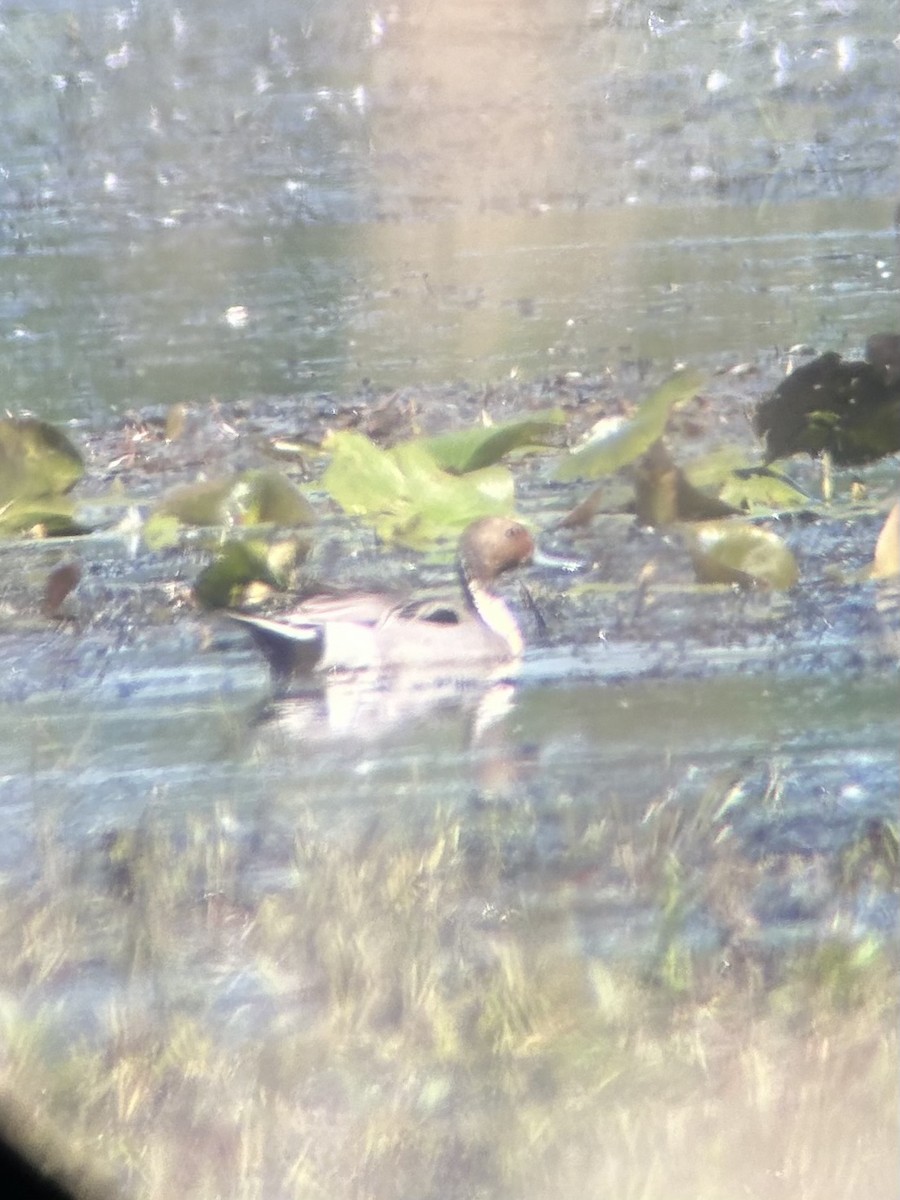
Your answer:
0;785;895;1200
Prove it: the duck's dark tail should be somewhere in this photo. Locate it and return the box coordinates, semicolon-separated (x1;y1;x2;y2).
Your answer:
227;612;324;677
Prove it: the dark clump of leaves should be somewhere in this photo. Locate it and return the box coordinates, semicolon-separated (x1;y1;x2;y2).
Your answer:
754;340;900;466
865;332;900;387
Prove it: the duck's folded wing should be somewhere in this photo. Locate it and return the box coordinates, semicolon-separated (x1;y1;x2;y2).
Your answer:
291;591;399;625
387;596;465;625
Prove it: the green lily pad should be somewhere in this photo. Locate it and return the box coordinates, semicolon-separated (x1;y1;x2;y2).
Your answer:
0;496;87;537
682;521;799;590
0;417;84;505
555;369;703;482
685;447;812;512
321;430;515;549
423;410;566;473
156;470;315;530
194;540;287;610
225;469;316;526
142;512;183;551
157;478;235;526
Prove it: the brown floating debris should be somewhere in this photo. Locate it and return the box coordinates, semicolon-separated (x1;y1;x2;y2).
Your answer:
634;440;740;527
43;560;82;616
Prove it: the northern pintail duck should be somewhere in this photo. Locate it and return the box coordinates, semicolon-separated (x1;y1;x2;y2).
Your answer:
228;516;535;676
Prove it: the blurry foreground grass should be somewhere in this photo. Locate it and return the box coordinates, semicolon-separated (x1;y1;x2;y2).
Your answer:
0;794;895;1200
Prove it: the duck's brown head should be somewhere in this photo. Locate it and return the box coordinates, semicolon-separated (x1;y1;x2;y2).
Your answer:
458;517;534;585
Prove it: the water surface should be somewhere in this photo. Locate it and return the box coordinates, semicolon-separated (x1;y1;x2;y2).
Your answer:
0;0;896;417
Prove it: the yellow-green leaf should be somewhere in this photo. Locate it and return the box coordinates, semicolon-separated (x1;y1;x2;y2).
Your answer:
194;540;286;610
423;410;566;473
555;369;703;482
142;512;182;551
225;469;315;526
685;447;812;512
321;431;406;511
157;478;235;526
0;417;84;504
0;496;86;537
682;521;799;590
156;470;315;529
321;430;515;549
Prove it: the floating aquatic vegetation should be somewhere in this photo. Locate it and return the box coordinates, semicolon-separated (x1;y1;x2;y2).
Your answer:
193;538;305;610
555;369;703;482
754;342;900;467
633;441;741;527
154;469;315;530
321;430;517;550
682;521;799;590
423;409;565;473
0;417;86;536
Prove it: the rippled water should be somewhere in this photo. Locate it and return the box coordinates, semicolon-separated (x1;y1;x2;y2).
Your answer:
0;0;897;417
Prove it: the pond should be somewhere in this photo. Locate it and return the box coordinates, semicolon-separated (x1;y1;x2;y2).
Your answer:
2;0;898;417
0;2;898;1198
